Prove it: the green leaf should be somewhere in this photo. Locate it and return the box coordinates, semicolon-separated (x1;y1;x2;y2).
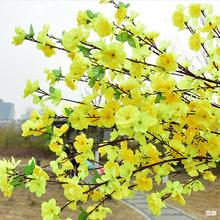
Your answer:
64;108;72;116
41;133;51;140
118;1;130;8
89;66;105;80
52;68;62;79
29;24;34;38
78;207;88;220
78;46;91;58
46;125;52;133
25;24;35;40
51;88;62;105
114;89;122;100
91;169;101;184
116;32;130;42
86;10;97;19
32;95;41;104
155;93;165;103
127;37;136;48
10;176;24;188
24;159;35;176
88;78;96;88
49;86;56;94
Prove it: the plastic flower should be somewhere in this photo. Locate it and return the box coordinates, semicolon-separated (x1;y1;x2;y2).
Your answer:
99;107;115;128
26;176;47;197
74;133;93;153
93;14;113;37
41;199;60;220
26;166;49;197
62;27;89;51
115;105;140;128
87;205;112;220
100;42;126;69
23;80;39;98
121;141;136;164
65;73;77;90
12;27;26;45
147;193;165;216
134;171;153;192
48;137;63;155
172;8;185;30
188;33;201;51
189;3;201;18
90;190;105;201
68;53;90;80
156;53;177;72
115;7;127;25
77;11;89;26
134;111;157;133
69;110;89;130
203;171;216;182
151;73;176;93
37;25;56;57
74;133;94;163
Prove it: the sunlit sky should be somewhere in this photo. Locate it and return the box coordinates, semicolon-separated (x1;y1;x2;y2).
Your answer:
0;0;219;119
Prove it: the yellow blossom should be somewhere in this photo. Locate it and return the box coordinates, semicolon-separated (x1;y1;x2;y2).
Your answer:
115;7;127;25
100;42;126;69
156;53;177;72
189;4;201;18
188;33;201;51
172;9;185;30
94;14;113;37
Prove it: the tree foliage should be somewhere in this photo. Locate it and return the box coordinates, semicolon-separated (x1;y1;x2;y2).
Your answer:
2;1;220;219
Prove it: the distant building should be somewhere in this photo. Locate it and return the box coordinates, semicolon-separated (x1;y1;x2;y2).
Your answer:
0;99;15;121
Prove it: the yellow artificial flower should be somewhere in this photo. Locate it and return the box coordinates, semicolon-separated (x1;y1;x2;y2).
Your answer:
203;171;216;182
130;62;144;78
134;111;157;133
69;109;89;130
37;39;56;57
173;193;185;205
115;105;140;128
99;107;115;128
100;42;126;69
189;4;201;18
48;137;63;155
188;33;201;51
134;171;153;192
87;205;112;220
74;133;93;153
12;27;26;45
147;192;165;216
151;73;176;92
104;161;120;178
41;199;60;220
172;8;185;30
65;73;77;90
115;7;127;25
77;11;89;26
44;68;56;85
94;14;113;37
23;79;39;98
68;53;90;80
90;190;105;201
62;27;89;51
121;141;136;164
156;53;177;72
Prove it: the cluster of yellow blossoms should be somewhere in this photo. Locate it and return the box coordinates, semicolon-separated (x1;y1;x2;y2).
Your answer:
6;1;220;219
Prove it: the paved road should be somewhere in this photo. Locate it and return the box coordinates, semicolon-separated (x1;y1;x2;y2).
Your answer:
123;192;196;220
